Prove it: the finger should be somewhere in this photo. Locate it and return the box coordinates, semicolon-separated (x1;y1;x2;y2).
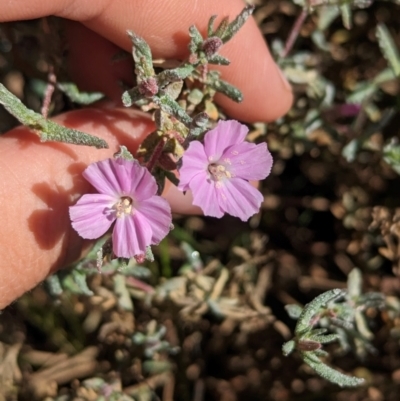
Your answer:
0;105;196;309
64;21;134;101
1;0;292;122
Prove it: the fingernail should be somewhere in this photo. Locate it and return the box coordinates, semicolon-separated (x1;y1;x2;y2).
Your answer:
276;66;292;93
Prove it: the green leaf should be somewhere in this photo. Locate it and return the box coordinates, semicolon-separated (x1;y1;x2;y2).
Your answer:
285;304;303;319
310;333;340;344
383;138;400;175
208;54;230;65
127;30;155;80
41;119;108;148
376;24;400;76
62;268;94;296
46;275;63;296
342;138;360;163
282;340;296;356
207;75;243;102
340;4;352;29
157;64;195;87
347;268;362;298
114;145;135;161
189;25;203;54
121;87;142;107
113;274;134;311
316;6;340;30
207;15;218;37
220;5;255;44
303;352;365;387
0;83;108;149
295;289;345;335
57;82;104;105
154;94;192;126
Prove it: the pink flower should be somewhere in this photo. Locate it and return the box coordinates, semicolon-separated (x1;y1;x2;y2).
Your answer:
178;120;273;221
70;158;172;258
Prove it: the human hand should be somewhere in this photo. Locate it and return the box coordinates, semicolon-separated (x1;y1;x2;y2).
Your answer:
0;0;293;309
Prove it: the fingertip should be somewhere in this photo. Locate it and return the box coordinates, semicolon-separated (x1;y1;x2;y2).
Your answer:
212;17;293;122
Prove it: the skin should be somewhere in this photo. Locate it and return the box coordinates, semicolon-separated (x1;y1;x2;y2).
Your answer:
0;0;293;309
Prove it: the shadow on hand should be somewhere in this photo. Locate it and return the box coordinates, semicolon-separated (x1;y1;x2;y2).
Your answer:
27;162;88;274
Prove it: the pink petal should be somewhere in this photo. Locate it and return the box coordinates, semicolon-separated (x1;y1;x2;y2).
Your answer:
69;194;116;239
223;142;273;181
83;159;125;196
189;173;224;218
218;178;263;221
204;120;248;161
84;159;157;200
121;160;158;201
178;141;208;191
136;197;172;244
112;214;152;258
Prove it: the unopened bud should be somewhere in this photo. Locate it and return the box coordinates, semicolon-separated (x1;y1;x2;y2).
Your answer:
138;77;159;98
202;37;223;58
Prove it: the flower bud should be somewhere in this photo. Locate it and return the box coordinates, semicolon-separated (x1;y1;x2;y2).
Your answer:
138;77;159;98
202;37;223;58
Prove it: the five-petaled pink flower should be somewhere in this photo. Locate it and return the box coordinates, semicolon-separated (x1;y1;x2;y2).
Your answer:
178;120;273;221
70;158;172;258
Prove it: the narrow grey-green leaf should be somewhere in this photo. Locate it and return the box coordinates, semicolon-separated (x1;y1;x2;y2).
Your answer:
0;83;44;127
189;25;203;54
340;4;352;29
114;145;135;161
295;289;345;334
0;83;108;149
285;304;303;319
308;328;328;337
317;6;340;30
188;126;207;139
57;82;104;105
208;78;243;102
163;81;184;101
154;94;192;126
69;269;94;296
42;119;108;148
303;353;365;387
157;64;195;87
127;30;155;79
207;15;218;37
376;24;400;76
310;333;340;344
342;138;360;163
347;268;362;298
122;87;143;107
113;274;134;311
383;138;400;175
220;5;255;44
46;274;63;296
214;17;229;39
282;340;296;356
208;54;230;65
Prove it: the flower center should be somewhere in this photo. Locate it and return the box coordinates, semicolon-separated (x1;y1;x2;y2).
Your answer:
114;196;134;217
208;163;232;182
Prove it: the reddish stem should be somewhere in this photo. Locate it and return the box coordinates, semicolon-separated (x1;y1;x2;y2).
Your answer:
146;137;167;173
168;130;185;144
282;9;308;58
41;67;56;119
